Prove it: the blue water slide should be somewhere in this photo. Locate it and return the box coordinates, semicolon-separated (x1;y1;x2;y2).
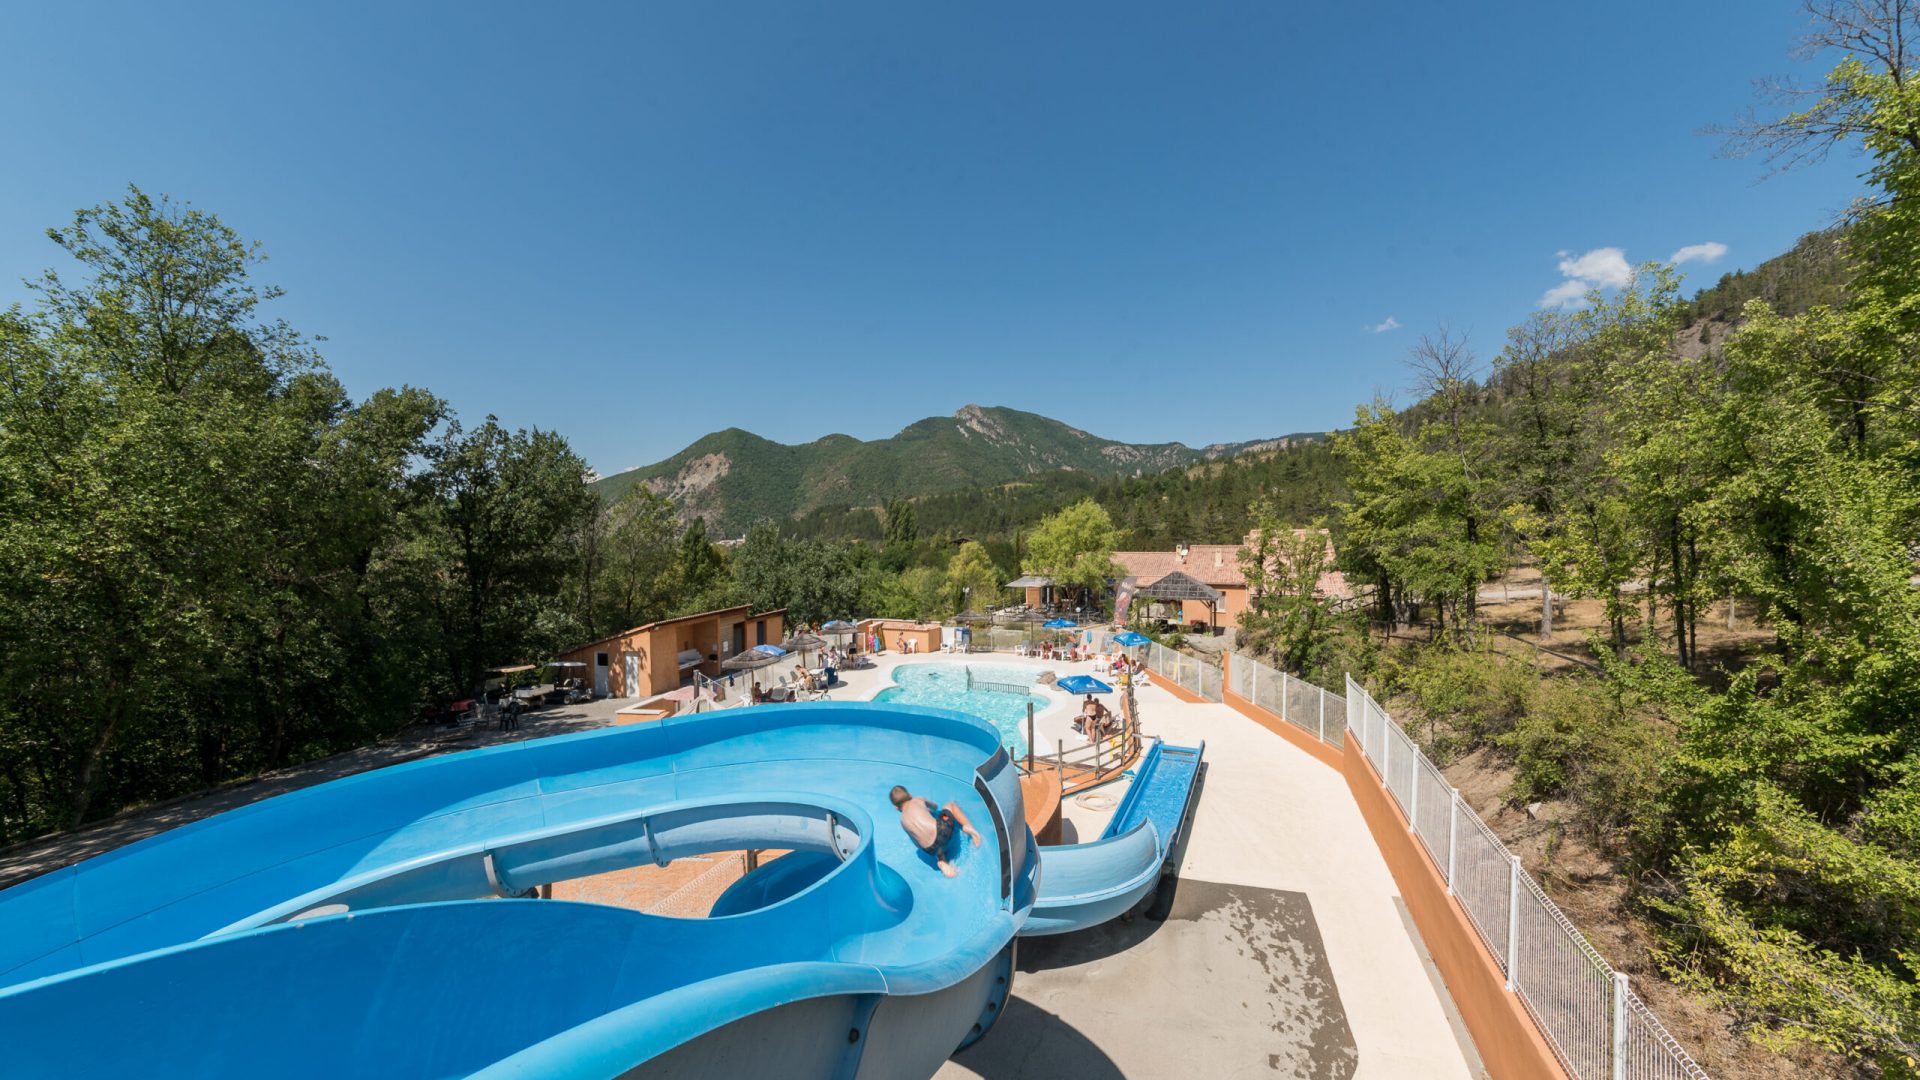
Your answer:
0;703;1037;1078
0;703;1199;1077
1022;738;1206;936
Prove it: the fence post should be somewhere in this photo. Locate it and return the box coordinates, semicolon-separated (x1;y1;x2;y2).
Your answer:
1280;673;1290;723
1445;788;1459;895
1318;687;1326;742
1056;739;1065;782
1026;703;1035;771
1612;972;1629;1080
1408;757;1419;832
1506;854;1522;991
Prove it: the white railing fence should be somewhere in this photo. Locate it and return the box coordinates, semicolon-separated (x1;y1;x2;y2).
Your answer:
1343;676;1709;1080
1140;641;1224;701
1224;651;1347;749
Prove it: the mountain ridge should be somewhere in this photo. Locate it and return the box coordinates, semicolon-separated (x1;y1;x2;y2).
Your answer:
590;404;1323;532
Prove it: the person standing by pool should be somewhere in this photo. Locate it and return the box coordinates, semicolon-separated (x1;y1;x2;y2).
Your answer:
889;785;980;878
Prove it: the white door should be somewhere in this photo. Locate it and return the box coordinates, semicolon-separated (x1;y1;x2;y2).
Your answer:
594;653;609;696
625;655;641;699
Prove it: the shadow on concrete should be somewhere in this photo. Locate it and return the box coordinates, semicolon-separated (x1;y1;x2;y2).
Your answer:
986;869;1358;1079
945;995;1125;1080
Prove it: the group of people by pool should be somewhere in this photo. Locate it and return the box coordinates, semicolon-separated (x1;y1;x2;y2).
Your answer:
746;648;848;704
1073;694;1120;739
1035;640;1086;661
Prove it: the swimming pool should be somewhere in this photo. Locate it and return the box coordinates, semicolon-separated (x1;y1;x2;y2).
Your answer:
872;663;1049;758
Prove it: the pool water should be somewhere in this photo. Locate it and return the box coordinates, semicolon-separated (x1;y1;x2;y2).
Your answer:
872;664;1048;758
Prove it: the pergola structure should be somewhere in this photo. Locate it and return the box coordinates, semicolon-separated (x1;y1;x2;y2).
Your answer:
1134;570;1226;630
1005;574;1054;610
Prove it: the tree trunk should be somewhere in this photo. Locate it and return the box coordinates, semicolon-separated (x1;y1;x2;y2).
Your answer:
1540;583;1553;640
1686;535;1701;666
1670;524;1689;670
68;704;123;829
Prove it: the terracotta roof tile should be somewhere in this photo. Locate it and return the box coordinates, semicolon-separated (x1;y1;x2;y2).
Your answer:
1114;533;1350;598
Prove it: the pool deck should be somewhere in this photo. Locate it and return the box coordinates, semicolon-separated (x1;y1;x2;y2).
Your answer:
815;651;1483;1077
1;647;1483;1078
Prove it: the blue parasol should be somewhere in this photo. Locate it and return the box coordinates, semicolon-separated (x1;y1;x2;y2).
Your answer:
1056;675;1114;695
1113;631;1151;647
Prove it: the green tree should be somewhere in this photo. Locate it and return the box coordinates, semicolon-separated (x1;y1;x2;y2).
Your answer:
945;540;1004;612
595;488;687;630
1021;499;1120;604
411;418;597;695
676;517;724;595
1237;508;1344;679
731;523;863;625
0;189;444;835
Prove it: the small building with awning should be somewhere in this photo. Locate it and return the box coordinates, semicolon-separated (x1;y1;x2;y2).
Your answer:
1005;574;1054;608
556;605;786;699
1133;569;1228;630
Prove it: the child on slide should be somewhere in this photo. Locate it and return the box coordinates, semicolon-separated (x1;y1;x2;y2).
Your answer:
889;785;981;878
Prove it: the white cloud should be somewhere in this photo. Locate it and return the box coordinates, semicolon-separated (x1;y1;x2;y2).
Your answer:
1557;247;1633;289
1539;245;1633;309
1371;316;1401;334
1539;280;1591;308
1671;241;1728;265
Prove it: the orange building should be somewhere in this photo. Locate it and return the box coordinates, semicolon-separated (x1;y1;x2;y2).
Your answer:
1111;532;1346;632
557;606;786;699
856;618;942;655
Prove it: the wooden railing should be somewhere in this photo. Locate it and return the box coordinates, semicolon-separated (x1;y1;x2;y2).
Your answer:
1021;684;1142;795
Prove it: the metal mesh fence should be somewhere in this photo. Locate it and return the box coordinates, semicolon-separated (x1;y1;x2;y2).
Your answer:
1340;676;1709;1080
1196;660;1223;701
1452;811;1513;969
1623;991;1712;1080
1226;652;1346;749
1413;755;1452;867
1385;723;1420;818
1145;641;1220;700
1513;873;1617;1080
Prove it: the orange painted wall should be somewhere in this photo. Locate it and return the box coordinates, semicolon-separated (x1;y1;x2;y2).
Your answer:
1341;746;1572;1080
557;608;788;699
1176;586;1250;629
1019;771;1063;846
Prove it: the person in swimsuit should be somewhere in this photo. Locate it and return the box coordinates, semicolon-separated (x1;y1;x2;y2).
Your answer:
889;785;981;878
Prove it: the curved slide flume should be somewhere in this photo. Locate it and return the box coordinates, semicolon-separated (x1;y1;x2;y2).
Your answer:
0;706;1200;1077
0;703;1040;1078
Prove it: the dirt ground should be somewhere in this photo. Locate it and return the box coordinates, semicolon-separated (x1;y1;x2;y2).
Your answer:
1472;565;1779;683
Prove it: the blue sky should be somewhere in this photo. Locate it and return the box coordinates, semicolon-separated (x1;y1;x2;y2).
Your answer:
0;2;1868;474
